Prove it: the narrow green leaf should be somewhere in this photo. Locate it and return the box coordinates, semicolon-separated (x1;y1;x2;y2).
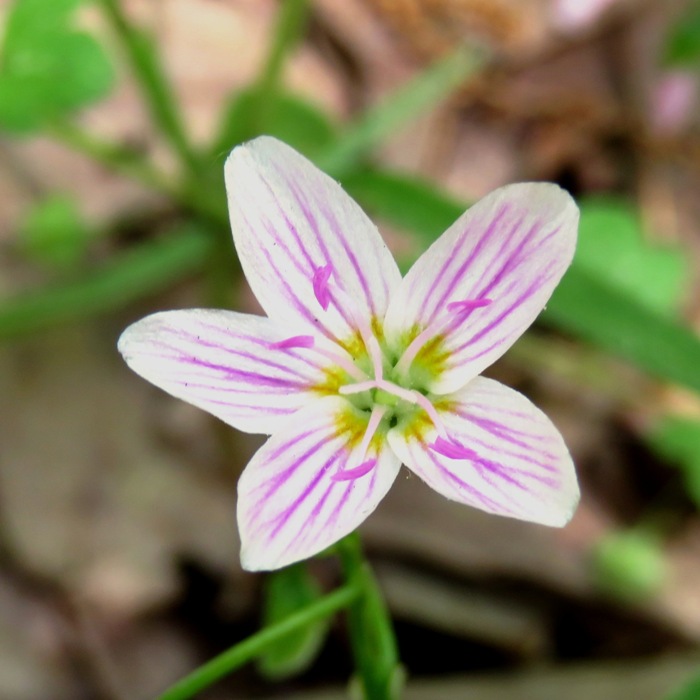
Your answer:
0;224;214;337
257;563;329;680
156;584;359;700
576;198;689;315
542;266;700;395
318;46;483;175
342;167;465;244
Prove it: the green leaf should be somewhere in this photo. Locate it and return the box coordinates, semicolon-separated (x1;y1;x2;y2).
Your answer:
576;198;689;315
257;563;329;680
211;88;337;162
18;194;91;268
649;417;700;506
542;266;700;395
0;0;114;133
593;530;666;601
342;167;465;248
664;1;700;67
0;223;214;337
317;46;484;175
0;0;81;52
665;672;700;700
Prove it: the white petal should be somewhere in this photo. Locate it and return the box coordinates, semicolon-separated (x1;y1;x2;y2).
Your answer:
118;309;332;435
387;377;579;527
225;137;402;343
385;183;578;394
238;397;401;571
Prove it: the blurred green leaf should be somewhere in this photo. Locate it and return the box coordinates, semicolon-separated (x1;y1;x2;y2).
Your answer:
257;563;329;680
649;417;700;506
0;0;114;133
593;530;666;601
342;167;465;251
542;266;700;395
18;194;91;268
318;46;483;175
664;1;700;67
212;88;337;161
0;223;214;337
577;198;689;315
665;672;700;700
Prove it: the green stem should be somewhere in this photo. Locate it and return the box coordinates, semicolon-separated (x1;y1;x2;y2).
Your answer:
235;0;309;142
156;583;361;700
255;0;308;107
336;533;402;699
96;0;202;175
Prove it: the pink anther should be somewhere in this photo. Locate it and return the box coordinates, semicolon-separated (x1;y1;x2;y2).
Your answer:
447;298;493;315
431;436;475;460
312;263;333;311
270;335;315;350
331;458;377;482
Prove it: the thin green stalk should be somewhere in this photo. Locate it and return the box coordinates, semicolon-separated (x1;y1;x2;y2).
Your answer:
96;0;202;175
336;533;402;700
257;0;308;104
156;583;361;700
236;0;309;142
318;45;484;176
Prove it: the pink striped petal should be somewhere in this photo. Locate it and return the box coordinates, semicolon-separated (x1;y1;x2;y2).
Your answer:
386;377;579;526
384;183;578;394
118;309;331;435
225;137;402;343
237;397;401;571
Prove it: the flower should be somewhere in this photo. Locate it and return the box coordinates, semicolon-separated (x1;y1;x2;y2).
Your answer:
118;137;580;572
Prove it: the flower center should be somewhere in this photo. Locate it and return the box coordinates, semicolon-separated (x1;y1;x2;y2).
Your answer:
310;266;492;481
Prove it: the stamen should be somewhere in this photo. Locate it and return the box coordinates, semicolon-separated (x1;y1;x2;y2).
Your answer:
331;458;376;482
270;335;315;350
339;380;377;396
332;405;387;482
431;436;475;460
395;297;493;377
312;263;333;310
313;345;368;382
326;284;385;383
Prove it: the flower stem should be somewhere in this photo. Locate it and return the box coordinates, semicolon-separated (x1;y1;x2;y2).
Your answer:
96;0;203;176
336;532;403;699
155;583;361;700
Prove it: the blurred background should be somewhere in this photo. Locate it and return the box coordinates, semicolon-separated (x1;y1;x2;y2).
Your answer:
3;0;700;698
